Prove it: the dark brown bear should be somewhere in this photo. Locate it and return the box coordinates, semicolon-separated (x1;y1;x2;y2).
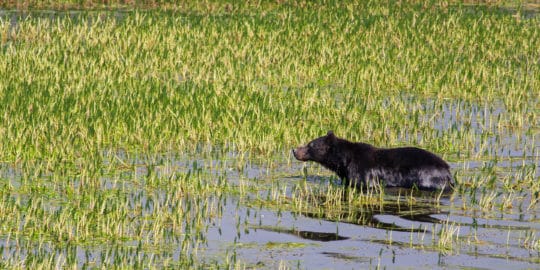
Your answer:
293;131;454;191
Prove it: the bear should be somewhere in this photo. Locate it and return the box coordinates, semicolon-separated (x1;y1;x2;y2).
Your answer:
292;131;454;191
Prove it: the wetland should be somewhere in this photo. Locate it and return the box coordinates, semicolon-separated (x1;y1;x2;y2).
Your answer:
0;1;539;269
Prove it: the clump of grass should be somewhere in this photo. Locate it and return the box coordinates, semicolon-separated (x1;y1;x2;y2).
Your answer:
435;218;461;255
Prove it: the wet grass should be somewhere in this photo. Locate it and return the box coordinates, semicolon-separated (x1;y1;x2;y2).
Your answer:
0;1;539;268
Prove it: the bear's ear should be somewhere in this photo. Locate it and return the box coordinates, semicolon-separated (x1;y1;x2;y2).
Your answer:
326;131;337;144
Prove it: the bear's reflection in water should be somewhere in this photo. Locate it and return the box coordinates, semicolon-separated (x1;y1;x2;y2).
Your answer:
255;226;350;242
261;177;450;240
302;186;450;233
303;203;444;233
257;190;445;242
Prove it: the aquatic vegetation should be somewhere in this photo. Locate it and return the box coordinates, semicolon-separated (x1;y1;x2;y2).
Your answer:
0;0;538;268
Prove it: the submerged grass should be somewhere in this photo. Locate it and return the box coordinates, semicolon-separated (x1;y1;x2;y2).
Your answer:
0;0;538;268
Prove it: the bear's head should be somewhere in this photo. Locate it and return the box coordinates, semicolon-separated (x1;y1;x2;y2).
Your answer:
293;131;337;162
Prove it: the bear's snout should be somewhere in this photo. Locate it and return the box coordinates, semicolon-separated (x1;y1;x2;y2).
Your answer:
293;146;310;161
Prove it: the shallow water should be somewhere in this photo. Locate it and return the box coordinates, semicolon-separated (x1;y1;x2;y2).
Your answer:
0;101;539;268
196;161;540;269
64;148;540;268
186;99;538;268
0;6;539;267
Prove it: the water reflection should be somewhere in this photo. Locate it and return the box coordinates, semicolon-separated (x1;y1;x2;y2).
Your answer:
254;226;349;242
301;190;449;233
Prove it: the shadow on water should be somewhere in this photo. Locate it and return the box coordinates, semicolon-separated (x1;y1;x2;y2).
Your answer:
321;252;371;263
252;226;349;242
302;200;446;233
285;175;454;232
298;184;539;233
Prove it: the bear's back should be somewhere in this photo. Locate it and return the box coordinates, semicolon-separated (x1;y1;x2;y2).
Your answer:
374;147;450;170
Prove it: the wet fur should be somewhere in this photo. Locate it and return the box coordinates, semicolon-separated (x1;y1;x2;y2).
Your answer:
293;132;454;191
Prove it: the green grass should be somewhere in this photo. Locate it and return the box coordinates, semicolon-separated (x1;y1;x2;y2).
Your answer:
2;5;538;159
0;1;538;268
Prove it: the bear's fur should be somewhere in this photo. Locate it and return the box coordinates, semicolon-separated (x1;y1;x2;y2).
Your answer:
293;131;454;191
